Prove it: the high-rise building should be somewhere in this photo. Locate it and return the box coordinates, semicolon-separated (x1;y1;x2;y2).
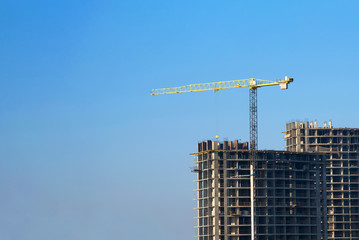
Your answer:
192;139;327;240
285;121;359;239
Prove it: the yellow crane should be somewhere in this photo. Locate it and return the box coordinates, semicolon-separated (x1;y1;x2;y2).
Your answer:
151;76;293;151
151;76;293;240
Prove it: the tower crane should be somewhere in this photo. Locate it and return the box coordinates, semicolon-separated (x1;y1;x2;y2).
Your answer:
151;76;293;150
151;76;294;240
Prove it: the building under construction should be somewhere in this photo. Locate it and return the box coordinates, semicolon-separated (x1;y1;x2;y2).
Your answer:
193;140;327;240
285;121;359;239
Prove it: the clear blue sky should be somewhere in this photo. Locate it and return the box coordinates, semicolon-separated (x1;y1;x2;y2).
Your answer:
1;1;358;239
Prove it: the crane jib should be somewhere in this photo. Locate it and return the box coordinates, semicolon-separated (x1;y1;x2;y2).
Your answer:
151;77;293;95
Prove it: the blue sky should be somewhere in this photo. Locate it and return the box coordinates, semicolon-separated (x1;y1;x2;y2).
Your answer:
0;1;358;239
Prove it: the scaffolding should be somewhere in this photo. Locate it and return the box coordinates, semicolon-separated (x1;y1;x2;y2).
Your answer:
285;121;359;239
193;139;327;240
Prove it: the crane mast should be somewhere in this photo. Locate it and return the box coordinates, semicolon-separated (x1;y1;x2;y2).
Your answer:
151;76;293;240
249;87;258;239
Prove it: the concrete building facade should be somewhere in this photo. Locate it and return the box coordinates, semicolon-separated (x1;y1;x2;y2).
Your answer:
193;140;327;240
285;121;359;239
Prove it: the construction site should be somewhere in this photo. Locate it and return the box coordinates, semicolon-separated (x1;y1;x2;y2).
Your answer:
285;121;359;239
151;77;359;240
192;140;327;240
